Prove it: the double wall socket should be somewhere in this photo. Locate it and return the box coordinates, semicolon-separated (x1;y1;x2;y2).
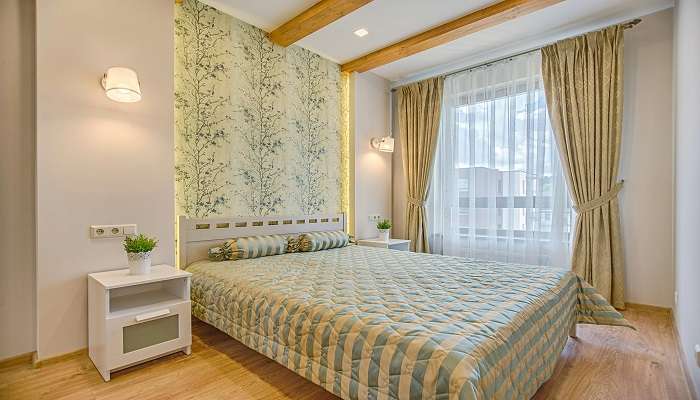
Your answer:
368;214;383;222
90;224;137;239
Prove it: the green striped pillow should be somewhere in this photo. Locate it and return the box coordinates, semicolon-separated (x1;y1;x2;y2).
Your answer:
226;234;289;259
299;231;349;252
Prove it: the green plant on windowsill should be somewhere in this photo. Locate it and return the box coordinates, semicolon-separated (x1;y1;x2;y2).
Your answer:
123;234;158;254
376;219;392;230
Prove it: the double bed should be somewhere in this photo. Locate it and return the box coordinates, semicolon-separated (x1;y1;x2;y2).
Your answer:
178;213;629;400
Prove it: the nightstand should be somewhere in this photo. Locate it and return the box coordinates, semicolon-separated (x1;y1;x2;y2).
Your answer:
357;238;411;251
88;264;192;382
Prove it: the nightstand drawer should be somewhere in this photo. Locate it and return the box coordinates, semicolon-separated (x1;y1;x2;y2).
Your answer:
107;300;191;370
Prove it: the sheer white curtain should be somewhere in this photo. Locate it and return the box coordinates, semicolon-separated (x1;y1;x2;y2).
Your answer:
427;52;573;268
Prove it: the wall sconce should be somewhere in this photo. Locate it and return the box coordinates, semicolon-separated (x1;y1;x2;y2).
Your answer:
370;136;395;152
101;67;141;103
370;89;395;153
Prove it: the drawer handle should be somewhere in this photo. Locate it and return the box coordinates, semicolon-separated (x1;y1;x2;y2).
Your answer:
134;309;170;322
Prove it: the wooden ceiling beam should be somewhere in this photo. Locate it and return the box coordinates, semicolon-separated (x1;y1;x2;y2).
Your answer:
268;0;374;47
341;0;563;73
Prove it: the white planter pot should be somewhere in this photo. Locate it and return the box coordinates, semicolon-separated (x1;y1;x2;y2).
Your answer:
378;229;390;242
127;251;152;275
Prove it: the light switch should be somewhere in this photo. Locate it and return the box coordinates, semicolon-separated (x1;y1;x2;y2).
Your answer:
123;224;137;235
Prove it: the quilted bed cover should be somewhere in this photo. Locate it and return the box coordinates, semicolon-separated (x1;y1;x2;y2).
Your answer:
188;245;629;400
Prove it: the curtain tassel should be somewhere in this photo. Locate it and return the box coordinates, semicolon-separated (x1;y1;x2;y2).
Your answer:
573;181;624;214
407;196;426;207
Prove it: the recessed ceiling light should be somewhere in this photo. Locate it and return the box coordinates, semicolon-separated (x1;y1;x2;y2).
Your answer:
354;28;369;37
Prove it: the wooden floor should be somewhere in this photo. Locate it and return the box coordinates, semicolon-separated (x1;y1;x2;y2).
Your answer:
1;307;693;400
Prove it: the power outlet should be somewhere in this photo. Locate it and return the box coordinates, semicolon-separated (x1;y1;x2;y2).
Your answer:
368;214;383;222
695;344;700;367
674;291;679;306
90;224;137;239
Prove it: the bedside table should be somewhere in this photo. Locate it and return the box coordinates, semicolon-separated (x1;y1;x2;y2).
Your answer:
88;264;192;382
357;238;411;251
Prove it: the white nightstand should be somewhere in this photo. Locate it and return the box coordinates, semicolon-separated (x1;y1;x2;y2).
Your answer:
88;264;192;382
357;238;412;251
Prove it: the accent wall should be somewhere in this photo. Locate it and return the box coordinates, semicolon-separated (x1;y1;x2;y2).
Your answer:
175;0;345;219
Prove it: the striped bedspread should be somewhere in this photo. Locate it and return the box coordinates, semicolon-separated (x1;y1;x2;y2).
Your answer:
188;245;629;400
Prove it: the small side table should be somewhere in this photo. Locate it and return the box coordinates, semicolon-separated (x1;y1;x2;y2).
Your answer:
88;264;192;381
357;238;411;251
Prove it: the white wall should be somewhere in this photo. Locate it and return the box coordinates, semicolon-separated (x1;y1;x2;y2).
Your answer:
0;0;36;360
352;72;392;240
674;0;700;395
35;0;175;359
619;8;675;308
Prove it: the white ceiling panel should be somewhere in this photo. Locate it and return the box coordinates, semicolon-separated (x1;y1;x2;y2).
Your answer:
201;0;674;83
296;0;496;63
373;0;673;82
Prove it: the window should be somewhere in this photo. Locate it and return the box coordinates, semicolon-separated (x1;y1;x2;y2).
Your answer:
427;52;573;268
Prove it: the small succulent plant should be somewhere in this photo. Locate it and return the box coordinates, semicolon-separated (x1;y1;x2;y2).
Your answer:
376;219;392;230
123;234;158;254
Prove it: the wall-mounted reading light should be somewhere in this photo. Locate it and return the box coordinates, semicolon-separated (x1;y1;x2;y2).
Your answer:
370;136;395;152
101;67;141;103
370;89;395;153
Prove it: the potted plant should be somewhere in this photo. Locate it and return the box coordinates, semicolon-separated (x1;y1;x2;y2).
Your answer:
123;234;158;275
377;219;392;242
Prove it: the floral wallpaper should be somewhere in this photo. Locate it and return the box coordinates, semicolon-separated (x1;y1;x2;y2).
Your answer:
175;0;344;218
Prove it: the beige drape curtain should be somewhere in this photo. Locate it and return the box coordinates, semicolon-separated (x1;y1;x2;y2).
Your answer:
541;26;626;309
398;77;444;253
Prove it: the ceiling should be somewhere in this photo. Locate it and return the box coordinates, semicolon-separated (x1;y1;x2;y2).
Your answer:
201;0;673;83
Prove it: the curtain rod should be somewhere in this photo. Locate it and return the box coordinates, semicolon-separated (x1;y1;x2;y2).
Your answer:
391;18;641;91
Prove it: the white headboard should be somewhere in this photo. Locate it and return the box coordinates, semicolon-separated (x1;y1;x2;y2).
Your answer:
177;213;345;267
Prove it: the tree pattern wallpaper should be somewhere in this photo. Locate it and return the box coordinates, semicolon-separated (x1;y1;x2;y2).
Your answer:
175;0;343;218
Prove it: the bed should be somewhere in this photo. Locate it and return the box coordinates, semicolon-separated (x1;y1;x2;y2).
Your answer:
178;213;630;400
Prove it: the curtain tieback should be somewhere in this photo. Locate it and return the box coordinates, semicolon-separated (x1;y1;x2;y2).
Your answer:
573;181;624;214
407;196;426;207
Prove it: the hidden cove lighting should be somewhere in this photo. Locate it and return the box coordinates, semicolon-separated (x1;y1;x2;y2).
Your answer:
353;28;369;37
101;67;142;103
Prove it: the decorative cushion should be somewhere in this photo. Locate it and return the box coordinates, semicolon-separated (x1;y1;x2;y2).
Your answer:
286;235;302;253
299;231;349;252
208;241;238;261
227;234;289;259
